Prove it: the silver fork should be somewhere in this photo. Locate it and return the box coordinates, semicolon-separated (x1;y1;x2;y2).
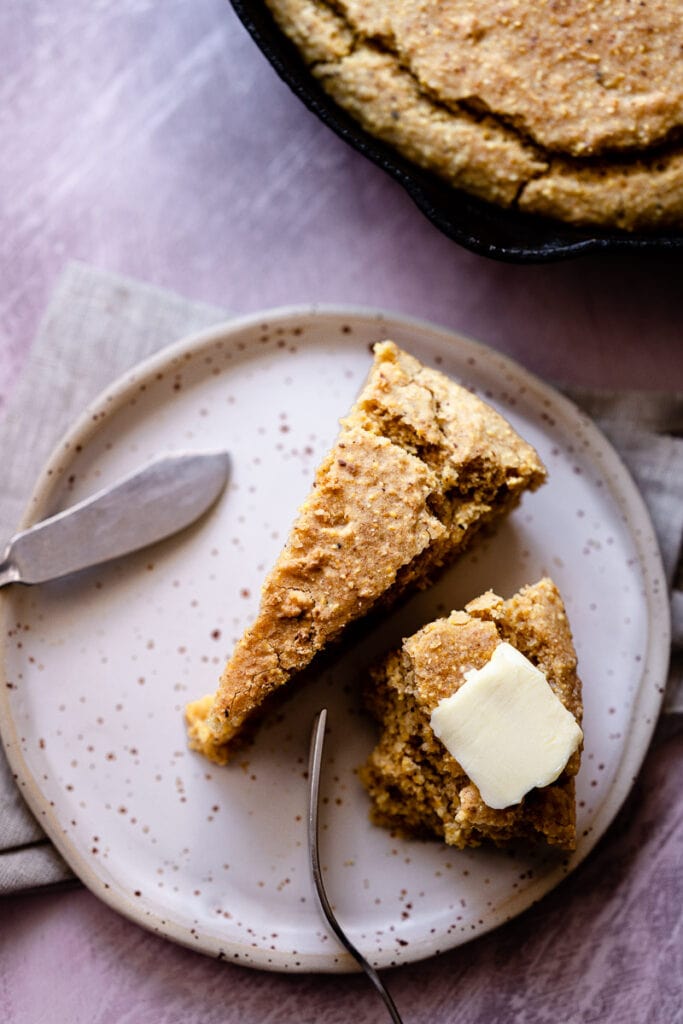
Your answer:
307;708;405;1024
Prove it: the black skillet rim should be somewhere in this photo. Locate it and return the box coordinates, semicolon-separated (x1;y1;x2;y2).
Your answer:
230;0;683;264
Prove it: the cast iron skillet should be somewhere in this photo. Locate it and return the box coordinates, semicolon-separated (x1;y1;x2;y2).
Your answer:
230;0;683;263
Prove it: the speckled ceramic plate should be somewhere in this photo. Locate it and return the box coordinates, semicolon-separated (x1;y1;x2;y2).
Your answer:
0;307;669;972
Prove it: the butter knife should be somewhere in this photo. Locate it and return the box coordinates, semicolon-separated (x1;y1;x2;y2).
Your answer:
0;450;230;587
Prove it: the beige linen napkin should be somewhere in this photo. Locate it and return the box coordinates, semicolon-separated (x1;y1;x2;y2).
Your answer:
0;261;681;895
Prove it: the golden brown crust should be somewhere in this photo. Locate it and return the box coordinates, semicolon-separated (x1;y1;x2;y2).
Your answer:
386;0;683;156
197;425;445;749
264;0;353;64
265;0;683;229
186;341;546;763
519;150;683;231
315;46;547;208
360;577;583;850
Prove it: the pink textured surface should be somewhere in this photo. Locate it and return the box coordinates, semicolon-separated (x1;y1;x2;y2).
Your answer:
0;2;681;1022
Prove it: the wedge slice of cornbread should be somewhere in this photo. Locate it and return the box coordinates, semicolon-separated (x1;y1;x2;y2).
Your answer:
186;341;546;763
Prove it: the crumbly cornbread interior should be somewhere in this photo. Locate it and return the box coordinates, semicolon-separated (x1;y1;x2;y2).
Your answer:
264;0;683;230
361;577;583;850
185;340;546;763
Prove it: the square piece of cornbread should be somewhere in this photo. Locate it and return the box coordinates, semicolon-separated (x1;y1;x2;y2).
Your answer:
361;578;583;850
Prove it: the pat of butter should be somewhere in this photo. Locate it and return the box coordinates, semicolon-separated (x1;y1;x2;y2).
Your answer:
430;642;582;810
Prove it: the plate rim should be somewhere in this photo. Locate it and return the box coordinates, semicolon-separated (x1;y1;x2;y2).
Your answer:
0;303;671;971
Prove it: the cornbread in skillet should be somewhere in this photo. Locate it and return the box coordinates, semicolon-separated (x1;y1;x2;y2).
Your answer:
185;341;546;763
360;578;583;850
264;0;683;230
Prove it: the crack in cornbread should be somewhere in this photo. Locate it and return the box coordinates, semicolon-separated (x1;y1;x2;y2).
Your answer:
360;578;583;850
185;341;546;763
264;0;683;230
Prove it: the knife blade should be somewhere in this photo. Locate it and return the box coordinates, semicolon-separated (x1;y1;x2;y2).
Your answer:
0;450;230;587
